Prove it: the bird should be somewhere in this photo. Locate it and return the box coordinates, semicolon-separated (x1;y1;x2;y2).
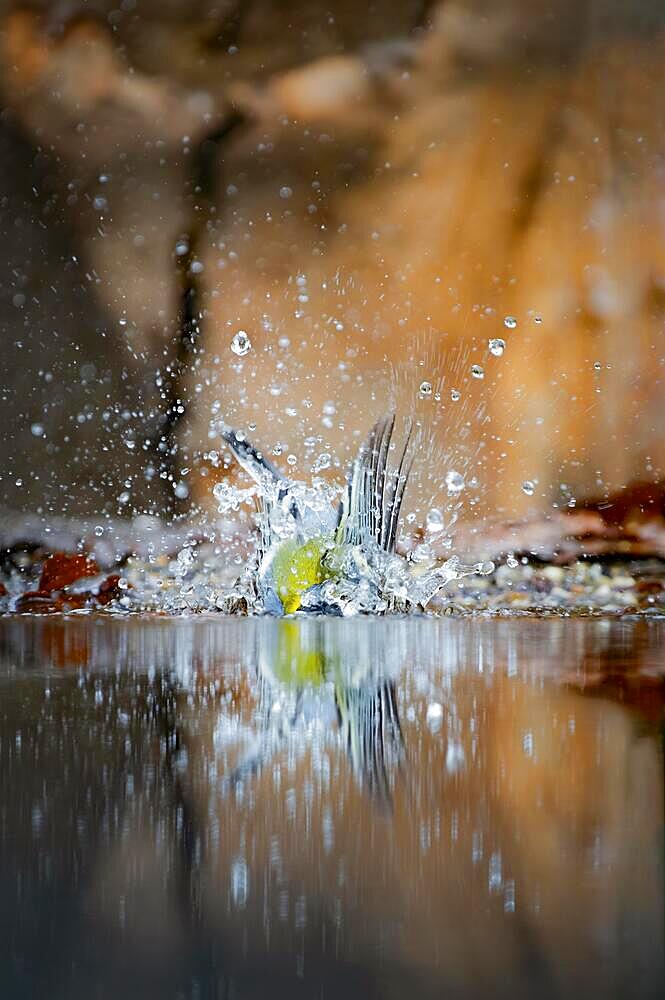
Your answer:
220;413;417;615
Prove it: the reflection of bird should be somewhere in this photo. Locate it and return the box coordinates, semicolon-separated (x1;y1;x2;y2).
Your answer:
222;413;416;614
335;679;404;808
223;619;405;806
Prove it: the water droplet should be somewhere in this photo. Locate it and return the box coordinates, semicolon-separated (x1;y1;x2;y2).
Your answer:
279;186;293;199
506;554;518;568
521;480;535;496
312;452;331;472
175;546;195;573
593;361;602;371
231;331;251;356
476;560;495;576
471;365;484;380
213;480;256;513
272;444;283;456
488;338;505;357
450;389;461;402
287;454;297;466
94;525;104;537
425;508;444;533
30;423;44;437
534;314;543;324
504;316;517;329
412;542;433;564
445;470;465;496
419;380;433;396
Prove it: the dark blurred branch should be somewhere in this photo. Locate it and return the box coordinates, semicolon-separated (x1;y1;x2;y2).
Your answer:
159;111;247;516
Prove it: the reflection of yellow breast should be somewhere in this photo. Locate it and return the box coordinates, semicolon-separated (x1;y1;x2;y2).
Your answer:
271;536;331;614
274;620;327;685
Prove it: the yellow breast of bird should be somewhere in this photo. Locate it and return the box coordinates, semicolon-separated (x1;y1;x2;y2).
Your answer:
271;536;331;613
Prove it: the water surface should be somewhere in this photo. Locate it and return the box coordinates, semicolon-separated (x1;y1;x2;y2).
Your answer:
1;616;663;999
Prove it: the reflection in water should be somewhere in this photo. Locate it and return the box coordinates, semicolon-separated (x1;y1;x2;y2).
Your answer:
0;617;663;999
248;621;405;805
335;679;403;805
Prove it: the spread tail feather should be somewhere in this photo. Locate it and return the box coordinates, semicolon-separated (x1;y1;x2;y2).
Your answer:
341;413;416;553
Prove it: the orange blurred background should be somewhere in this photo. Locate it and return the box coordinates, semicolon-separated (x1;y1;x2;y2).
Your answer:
0;1;663;537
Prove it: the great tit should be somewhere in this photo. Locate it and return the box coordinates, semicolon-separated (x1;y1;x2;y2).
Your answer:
221;413;490;614
221;413;415;614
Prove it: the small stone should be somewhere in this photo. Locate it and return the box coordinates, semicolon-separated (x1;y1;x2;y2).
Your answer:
611;575;636;589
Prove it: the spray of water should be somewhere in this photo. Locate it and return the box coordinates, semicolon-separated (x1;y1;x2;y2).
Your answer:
200;411;494;616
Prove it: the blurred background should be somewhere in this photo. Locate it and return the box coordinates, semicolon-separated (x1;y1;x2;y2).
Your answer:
0;0;663;541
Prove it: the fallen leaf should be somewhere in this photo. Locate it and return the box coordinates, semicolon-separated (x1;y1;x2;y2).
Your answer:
39;552;99;593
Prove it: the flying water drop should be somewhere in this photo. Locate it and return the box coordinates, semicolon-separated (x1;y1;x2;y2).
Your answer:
231;331;251;356
425;508;444;533
312;453;331;473
445;470;465;496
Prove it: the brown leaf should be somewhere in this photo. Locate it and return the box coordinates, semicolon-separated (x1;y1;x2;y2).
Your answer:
95;574;123;606
39;552;99;593
15;594;62;614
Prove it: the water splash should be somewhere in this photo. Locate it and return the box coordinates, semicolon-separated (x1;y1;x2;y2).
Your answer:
206;414;494;617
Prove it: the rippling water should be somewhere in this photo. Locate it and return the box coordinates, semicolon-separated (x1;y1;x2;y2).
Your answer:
1;616;663;999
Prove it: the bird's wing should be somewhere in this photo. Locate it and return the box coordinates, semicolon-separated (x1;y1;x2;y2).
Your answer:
221;426;285;488
340;413;416;554
221;426;302;553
